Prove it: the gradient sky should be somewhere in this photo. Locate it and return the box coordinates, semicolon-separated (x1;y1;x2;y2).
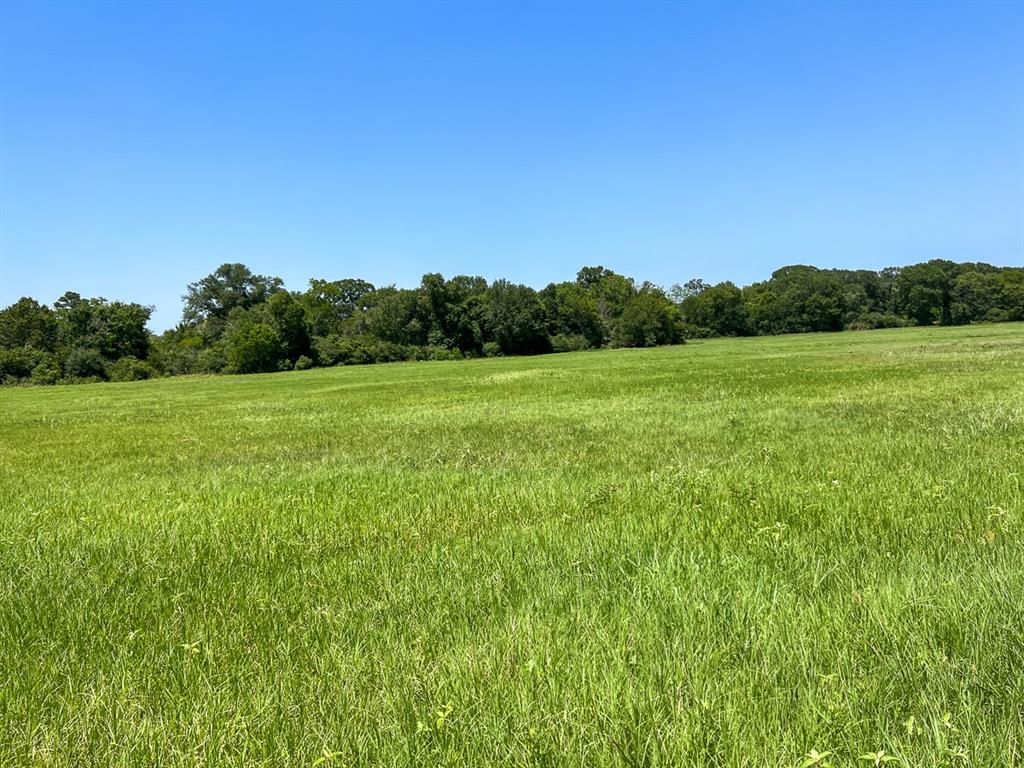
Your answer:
1;1;1022;331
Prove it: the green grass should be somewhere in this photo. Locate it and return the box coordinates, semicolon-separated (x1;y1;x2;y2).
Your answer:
1;324;1022;767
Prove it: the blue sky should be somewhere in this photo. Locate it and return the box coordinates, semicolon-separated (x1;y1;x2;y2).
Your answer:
1;1;1022;331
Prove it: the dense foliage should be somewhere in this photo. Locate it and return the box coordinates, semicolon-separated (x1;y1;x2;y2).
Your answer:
0;293;155;385
1;259;1021;384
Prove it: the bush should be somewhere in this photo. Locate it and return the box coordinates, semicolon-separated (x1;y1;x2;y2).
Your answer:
197;347;228;374
313;334;349;366
611;293;683;348
680;324;714;340
294;355;315;370
30;362;61;385
107;356;157;382
548;333;590;353
482;341;502;358
847;312;912;331
419;346;462;361
0;347;49;383
314;335;414;366
225;322;283;374
984;308;1011;323
63;347;108;380
149;333;204;375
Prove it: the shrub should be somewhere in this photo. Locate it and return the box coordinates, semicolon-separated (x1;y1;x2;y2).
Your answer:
294;355;315;370
848;312;912;331
63;347;108;380
482;341;502;357
225;322;283;374
149;333;204;375
315;335;372;365
314;335;414;366
419;346;462;361
680;324;714;340
107;356;157;382
611;293;683;348
0;347;49;383
371;340;413;363
30;362;61;385
548;333;590;353
197;347;228;374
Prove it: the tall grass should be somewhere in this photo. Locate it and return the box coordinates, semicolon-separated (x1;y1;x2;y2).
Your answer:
1;324;1022;766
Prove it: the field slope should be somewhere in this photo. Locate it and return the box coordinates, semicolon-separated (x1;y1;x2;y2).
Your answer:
1;324;1022;767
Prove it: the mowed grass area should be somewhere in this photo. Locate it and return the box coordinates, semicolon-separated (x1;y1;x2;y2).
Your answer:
1;325;1022;767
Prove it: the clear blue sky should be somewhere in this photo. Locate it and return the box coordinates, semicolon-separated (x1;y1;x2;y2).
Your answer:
1;0;1022;331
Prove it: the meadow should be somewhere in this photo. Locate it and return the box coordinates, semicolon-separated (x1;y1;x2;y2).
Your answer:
1;323;1022;767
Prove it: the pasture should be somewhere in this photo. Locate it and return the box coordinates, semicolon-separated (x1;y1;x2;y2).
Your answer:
1;324;1022;766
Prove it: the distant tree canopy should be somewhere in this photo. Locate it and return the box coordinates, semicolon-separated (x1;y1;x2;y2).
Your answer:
182;263;284;325
676;261;1023;337
0;292;154;384
1;258;1021;385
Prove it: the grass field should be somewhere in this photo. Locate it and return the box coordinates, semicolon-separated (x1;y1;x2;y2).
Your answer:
1;324;1022;767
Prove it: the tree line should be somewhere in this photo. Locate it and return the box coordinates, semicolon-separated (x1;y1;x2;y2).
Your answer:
1;259;1021;385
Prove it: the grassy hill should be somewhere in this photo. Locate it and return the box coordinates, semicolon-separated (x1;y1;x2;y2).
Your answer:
1;324;1022;766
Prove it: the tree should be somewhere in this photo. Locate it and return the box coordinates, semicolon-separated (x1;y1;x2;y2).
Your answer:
53;293;153;360
53;292;91;345
7;258;1024;387
362;287;424;346
300;278;375;337
93;302;153;359
0;297;58;351
895;260;959;325
682;282;750;336
577;266;635;319
265;291;312;363
429;275;488;353
540;282;604;348
575;265;618;290
832;269;887;323
225;320;284;374
484;280;549;355
669;279;710;304
183;263;283;325
149;328;205;376
996;268;1024;321
0;347;51;382
63;347;108;380
611;291;682;347
950;269;1001;324
736;266;846;334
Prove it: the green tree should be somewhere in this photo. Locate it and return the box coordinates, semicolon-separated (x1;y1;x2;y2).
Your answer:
0;298;58;351
950;269;1001;324
265;291;312;363
611;291;682;347
54;292;152;360
0;347;52;383
669;279;710;304
484;280;549;355
183;263;283;325
225;320;284;374
895;260;959;325
63;347;108;380
300;278;375;337
540;282;604;348
682;281;750;336
996;268;1024;320
435;275;488;353
577;266;635;323
362;287;424;346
